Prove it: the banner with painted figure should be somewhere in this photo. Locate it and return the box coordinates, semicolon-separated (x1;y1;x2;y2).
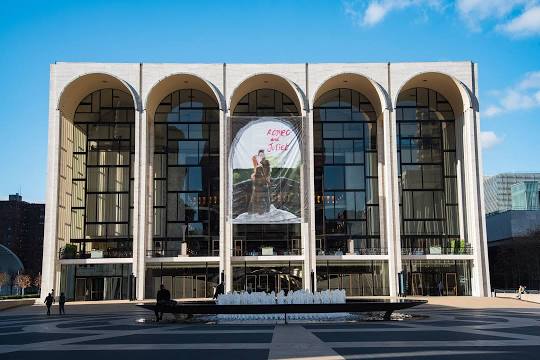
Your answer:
230;117;302;224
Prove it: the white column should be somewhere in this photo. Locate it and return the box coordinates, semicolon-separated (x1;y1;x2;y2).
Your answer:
135;109;149;300
41;106;61;301
42;66;60;301
224;222;233;293
219;109;227;286
384;110;402;296
305;110;316;292
461;107;489;296
474;109;491;296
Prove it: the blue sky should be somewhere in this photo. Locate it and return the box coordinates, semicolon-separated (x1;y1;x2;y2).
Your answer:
0;0;539;202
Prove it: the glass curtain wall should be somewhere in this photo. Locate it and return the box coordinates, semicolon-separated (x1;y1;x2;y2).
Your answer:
396;88;462;255
232;89;302;255
145;263;219;299
232;262;303;293
152;89;220;257
60;264;132;301
313;89;381;255
69;89;135;258
316;261;389;296
402;260;472;296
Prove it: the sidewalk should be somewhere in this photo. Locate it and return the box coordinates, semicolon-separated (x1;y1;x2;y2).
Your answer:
407;296;540;309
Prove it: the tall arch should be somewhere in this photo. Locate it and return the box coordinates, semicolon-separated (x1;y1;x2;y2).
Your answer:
395;73;479;295
393;72;475;114
144;74;223;299
58;72;140;119
145;73;224;116
312;73;389;115
229;73;305;115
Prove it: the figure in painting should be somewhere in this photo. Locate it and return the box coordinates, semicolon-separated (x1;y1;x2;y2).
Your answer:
249;150;271;215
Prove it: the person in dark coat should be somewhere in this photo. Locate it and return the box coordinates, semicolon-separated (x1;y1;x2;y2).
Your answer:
44;293;54;316
155;284;171;322
213;282;225;300
59;292;66;314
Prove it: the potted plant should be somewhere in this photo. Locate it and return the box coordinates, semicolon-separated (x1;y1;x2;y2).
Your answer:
63;244;77;259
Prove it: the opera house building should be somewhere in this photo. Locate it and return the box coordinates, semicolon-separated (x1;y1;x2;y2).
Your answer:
41;62;490;301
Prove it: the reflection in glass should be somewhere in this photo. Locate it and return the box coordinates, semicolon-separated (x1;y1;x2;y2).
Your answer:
153;89;219;257
397;88;461;253
314;88;382;255
70;89;135;257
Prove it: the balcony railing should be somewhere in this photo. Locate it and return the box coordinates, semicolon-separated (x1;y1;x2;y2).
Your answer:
146;249;219;257
59;248;133;260
316;248;388;256
234;248;302;256
401;246;473;255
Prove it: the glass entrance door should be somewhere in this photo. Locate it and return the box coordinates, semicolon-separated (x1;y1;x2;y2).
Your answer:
90;278;104;300
411;273;423;295
75;278;87;301
446;272;458;296
195;275;206;298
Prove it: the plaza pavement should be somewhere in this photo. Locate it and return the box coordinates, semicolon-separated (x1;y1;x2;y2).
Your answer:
1;297;540;359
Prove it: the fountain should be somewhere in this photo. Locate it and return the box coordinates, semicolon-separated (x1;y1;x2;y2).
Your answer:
216;289;349;321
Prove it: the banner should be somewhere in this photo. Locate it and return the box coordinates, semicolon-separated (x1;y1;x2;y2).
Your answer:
230;117;302;224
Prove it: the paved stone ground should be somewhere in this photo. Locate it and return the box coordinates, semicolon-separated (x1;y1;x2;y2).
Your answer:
2;300;540;359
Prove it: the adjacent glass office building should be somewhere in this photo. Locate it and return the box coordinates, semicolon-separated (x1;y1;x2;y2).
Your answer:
42;62;490;301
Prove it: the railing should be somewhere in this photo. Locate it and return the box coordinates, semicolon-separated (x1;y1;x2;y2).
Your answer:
316;248;388;256
401;246;473;255
146;250;219;257
234;248;302;256
59;248;133;259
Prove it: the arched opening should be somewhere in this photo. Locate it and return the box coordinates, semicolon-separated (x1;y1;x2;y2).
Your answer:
150;89;220;257
145;75;222;300
232;88;299;116
56;74;137;301
229;78;304;294
313;85;388;296
396;83;472;296
229;73;304;114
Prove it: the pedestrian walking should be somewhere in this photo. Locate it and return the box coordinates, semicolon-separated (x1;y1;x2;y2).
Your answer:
437;281;444;296
44;293;54;316
59;292;66;315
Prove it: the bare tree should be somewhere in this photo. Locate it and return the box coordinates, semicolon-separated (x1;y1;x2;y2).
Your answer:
0;272;8;295
14;274;32;296
33;273;42;291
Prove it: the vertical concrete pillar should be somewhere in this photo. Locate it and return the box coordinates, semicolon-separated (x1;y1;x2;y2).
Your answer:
135;107;148;300
219;107;227;288
384;108;401;296
462;107;490;296
305;109;316;292
41;66;60;301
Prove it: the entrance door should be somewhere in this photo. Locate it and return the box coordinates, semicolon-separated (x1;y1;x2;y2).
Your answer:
195;275;206;298
446;273;458;296
360;273;374;296
90;278;104;301
104;277;122;300
75;278;87;301
246;275;257;292
411;273;423;296
328;274;340;290
258;274;269;292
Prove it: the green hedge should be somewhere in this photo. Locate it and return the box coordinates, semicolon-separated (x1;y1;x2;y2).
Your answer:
0;294;39;300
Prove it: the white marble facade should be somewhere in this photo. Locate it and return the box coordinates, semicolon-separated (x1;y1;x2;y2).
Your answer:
41;62;490;301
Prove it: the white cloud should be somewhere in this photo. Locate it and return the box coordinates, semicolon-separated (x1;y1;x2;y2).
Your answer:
485;71;540;117
344;0;540;37
344;0;443;27
456;0;534;30
498;5;540;36
480;131;503;149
